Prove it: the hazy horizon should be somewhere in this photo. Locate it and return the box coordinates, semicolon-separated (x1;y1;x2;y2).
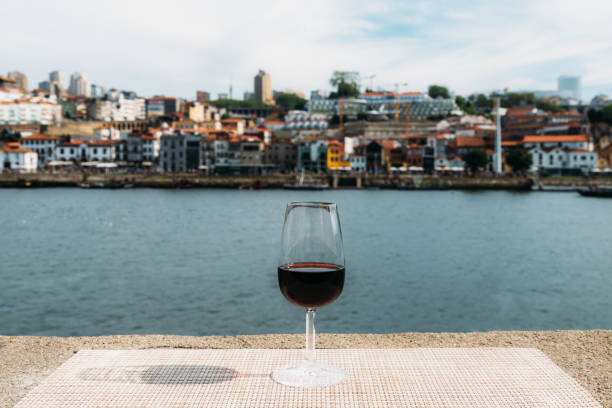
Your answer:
3;0;611;100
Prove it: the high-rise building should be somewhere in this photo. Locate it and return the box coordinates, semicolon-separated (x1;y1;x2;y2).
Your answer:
49;71;65;90
68;72;92;97
196;91;210;102
254;70;274;105
7;71;27;92
558;75;581;100
38;81;51;92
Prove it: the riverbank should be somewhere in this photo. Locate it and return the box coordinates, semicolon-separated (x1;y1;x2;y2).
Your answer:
1;173;611;190
2;173;607;190
1;330;609;407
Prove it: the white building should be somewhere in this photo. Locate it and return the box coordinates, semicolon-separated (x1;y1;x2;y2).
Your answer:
142;135;159;162
19;134;58;164
55;140;87;161
85;140;115;162
0;98;62;125
0;87;25;102
68;73;91;97
349;154;366;172
524;135;597;172
1;143;37;172
529;146;597;171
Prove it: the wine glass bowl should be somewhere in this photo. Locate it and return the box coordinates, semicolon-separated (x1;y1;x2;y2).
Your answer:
272;202;347;388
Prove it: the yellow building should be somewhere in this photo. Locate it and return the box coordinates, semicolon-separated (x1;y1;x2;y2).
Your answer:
327;141;350;171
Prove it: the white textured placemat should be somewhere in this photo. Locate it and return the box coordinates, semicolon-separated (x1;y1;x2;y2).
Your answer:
15;348;601;407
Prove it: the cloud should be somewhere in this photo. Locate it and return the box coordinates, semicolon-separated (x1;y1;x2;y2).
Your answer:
2;0;611;100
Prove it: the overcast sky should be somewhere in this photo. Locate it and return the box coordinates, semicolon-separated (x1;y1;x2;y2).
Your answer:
3;0;611;100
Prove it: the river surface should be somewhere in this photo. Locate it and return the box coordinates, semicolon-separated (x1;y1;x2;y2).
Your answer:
0;189;610;336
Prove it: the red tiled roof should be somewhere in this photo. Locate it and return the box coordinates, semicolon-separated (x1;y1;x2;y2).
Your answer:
523;135;587;143
2;146;33;153
501;140;522;147
455;135;486;147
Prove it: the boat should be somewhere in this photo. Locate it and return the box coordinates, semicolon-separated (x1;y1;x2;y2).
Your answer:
283;169;329;190
578;185;612;198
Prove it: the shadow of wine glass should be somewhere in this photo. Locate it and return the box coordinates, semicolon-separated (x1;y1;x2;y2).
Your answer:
79;365;238;385
141;365;238;384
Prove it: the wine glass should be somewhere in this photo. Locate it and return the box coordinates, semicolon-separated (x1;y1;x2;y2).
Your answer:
272;201;346;388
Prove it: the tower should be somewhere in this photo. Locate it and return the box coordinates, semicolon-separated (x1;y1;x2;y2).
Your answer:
254;70;274;105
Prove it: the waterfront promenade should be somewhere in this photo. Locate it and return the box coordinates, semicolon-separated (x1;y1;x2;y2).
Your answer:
1;330;609;407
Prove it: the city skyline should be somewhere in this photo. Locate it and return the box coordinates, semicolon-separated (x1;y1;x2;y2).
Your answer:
2;0;612;100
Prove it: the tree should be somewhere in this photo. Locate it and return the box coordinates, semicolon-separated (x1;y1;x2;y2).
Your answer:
474;93;492;109
505;148;533;173
536;99;563;113
0;128;20;142
329;71;360;99
275;93;306;110
463;149;489;174
455;95;475;114
602;103;612;125
502;92;535;108
588;108;603;123
428;84;450;99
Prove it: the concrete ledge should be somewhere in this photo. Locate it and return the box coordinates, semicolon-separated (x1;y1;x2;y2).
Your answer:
1;330;610;408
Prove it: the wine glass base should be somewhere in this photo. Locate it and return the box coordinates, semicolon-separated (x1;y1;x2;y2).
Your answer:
272;361;346;388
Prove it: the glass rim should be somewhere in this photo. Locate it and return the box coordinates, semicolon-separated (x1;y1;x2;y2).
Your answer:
287;201;337;208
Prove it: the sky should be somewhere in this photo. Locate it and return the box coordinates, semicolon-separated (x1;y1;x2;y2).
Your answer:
2;0;611;101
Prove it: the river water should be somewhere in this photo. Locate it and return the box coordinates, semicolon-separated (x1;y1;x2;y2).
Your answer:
0;188;610;336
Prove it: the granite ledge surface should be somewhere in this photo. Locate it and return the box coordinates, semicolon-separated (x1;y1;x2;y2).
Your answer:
0;330;610;408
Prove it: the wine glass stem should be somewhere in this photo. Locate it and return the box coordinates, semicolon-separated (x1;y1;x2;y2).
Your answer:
305;308;316;363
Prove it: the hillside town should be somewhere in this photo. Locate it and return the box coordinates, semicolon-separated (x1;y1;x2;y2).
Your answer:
1;70;611;177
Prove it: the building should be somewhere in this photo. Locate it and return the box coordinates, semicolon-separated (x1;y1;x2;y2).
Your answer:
349;154;366;172
365;141;386;173
0;98;62;126
84;140;115;162
297;139;327;172
68;73;91;97
1;142;37;172
265;140;297;173
0;76;16;88
146;97;180;117
196;91;210;102
159;132;187;172
327;141;350;171
19;134;58;164
89;92;146;122
49;71;65;89
558;76;581;100
239;137;266;174
7;71;27;92
55;140;87;162
254;70;274;105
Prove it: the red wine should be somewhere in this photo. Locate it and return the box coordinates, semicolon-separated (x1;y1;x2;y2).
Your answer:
278;262;345;309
